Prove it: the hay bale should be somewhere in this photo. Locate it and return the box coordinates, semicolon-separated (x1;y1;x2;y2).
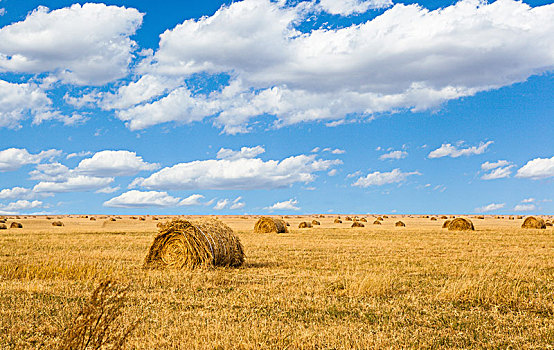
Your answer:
253;217;288;233
395;221;405;227
476;215;485;219
334;219;342;223
298;222;312;228
351;222;364;228
517;215;523;219
10;222;23;228
345;216;352;221
448;218;474;231
139;217;146;221
144;218;244;269
440;216;448;219
52;221;64;227
311;220;320;225
545;222;553;227
442;220;451;228
521;216;546;229
360;218;367;222
383;215;389;219
373;220;381;225
376;217;383;221
0;224;6;230
90;217;96;221
430;217;437;221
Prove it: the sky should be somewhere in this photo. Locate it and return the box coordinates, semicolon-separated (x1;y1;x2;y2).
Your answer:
0;0;553;215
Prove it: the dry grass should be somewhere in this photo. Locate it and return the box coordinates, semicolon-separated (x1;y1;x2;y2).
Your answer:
0;215;554;348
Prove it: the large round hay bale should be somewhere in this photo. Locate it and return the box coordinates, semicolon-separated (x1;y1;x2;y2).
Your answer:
52;221;64;227
254;217;288;233
144;218;244;269
442;220;451;228
373;220;381;225
521;216;546;229
546;222;553;227
448;218;474;231
395;221;405;227
0;224;6;230
10;222;23;228
334;218;342;224
351;222;364;228
298;222;312;228
311;220;320;225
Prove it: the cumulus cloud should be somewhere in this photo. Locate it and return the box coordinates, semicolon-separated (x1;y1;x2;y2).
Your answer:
76;150;159;177
28;163;70;181
0;148;61;172
264;199;300;211
428;141;493;159
134;154;340;190
212;197;246;210
111;0;554;132
0;187;34;200
516;156;554;179
213;199;229;210
0;3;144;85
522;198;535;203
481;160;511;171
352;168;420;187
66;151;93;159
0;80;54;128
33;175;114;193
481;161;515;180
0;200;44;213
380;150;407;160
103;190;180;208
475;202;505;212
180;194;206;206
513;203;536;211
318;0;392;16
229;197;246;210
216;146;265;160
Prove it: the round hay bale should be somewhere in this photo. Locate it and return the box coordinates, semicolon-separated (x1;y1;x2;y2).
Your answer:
144;218;244;269
448;218;474;231
51;221;64;227
10;222;23;228
298;222;312;228
311;220;321;225
360;218;367;222
440;216;448;219
517;215;523;220
545;222;552;227
139;217;146;221
253;217;288;233
383;215;389;219
334;218;342;223
430;217;437;221
351;221;365;228
395;221;405;227
521;216;546;229
376;216;384;221
345;216;352;221
373;220;381;225
89;217;96;221
442;220;451;228
0;224;6;230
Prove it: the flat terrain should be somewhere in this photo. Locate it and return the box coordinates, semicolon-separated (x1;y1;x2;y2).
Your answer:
1;215;553;349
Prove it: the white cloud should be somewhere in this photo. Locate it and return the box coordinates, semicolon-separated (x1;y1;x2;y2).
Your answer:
481;165;515;180
66;151;93;159
180;194;205;206
346;170;363;178
95;186;120;194
0;4;144;85
229;197;245;210
475;202;505;212
213;199;229;210
0;187;34;200
216;146;265;160
513;204;536;212
0;8;5;17
328;169;338;176
516;156;554;179
380;150;407;160
113;0;554;132
481;160;511;171
0;148;61;172
352;168;420;187
0;200;43;213
0;80;53;128
28;163;70;181
311;147;321;153
103;190;180;208
319;0;392;16
134;154;340;190
212;196;245;210
329;148;346;155
522;198;535;203
76;150;159;177
33;175;114;193
264;199;300;211
428;141;493;159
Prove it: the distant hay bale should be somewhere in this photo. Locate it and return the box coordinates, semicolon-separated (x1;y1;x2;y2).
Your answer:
139;217;146;221
477;216;485;219
430;217;437;221
345;216;352;221
546;222;553;227
442;220;451;228
376;217;383;221
90;217;96;221
373;220;381;225
440;216;448;219
152;217;158;220
521;216;546;229
448;218;474;231
517;215;523;219
253;217;288;233
383;215;389;219
144;218;244;269
351;222;365;228
298;222;312;228
334;219;342;223
109;218;116;222
395;221;406;227
509;216;515;220
360;218;367;222
0;224;6;230
10;222;23;228
52;221;64;227
311;220;321;225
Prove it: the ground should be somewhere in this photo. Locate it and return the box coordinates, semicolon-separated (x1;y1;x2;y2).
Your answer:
0;215;553;349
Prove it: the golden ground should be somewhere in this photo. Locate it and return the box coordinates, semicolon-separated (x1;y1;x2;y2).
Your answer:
0;215;553;349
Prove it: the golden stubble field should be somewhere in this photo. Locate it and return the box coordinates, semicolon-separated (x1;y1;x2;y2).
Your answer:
1;215;553;349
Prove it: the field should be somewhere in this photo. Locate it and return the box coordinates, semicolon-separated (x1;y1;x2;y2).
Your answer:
1;215;553;349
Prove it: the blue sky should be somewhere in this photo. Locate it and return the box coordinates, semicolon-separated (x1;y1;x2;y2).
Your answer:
0;0;553;215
